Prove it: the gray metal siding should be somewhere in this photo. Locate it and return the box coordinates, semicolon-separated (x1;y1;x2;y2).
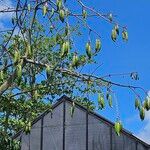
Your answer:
43;102;63;150
88;114;111;150
16;98;150;150
65;102;86;150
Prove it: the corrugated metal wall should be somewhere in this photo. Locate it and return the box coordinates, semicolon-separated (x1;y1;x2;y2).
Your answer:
16;99;150;150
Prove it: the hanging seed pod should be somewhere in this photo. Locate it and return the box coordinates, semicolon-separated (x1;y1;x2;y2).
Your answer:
111;28;117;42
86;42;92;59
43;3;48;17
114;121;122;136
27;43;32;57
61;41;70;57
27;4;31;12
122;30;128;41
82;9;87;19
108;98;113;108
95;39;101;52
65;23;69;36
14;51;20;63
61;42;66;57
0;70;4;80
72;53;79;68
114;24;119;35
56;0;62;10
143;98;150;111
108;13;113;22
46;65;51;74
135;98;140;110
16;64;22;81
51;8;55;16
25;121;31;135
59;9;65;22
34;90;38;100
12;17;15;25
70;101;75;117
139;107;145;121
98;93;105;109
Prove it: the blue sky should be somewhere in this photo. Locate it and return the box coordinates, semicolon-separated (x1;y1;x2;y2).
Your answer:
0;0;150;144
67;0;150;143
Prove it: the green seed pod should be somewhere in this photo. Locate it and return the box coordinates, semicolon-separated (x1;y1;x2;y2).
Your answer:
25;121;31;134
82;9;87;19
0;70;4;80
16;64;22;81
61;42;66;57
139;107;145;121
65;24;69;36
108;13;113;22
70;101;75;117
114;24;119;35
95;39;101;52
59;9;65;22
34;90;38;100
122;30;128;41
56;0;62;10
111;29;117;42
98;93;105;109
65;41;70;53
72;53;79;68
61;41;70;57
114;121;122;136
28;4;31;12
135;98;140;110
46;65;51;74
43;5;47;17
143;98;150;111
86;42;92;59
51;8;55;16
14;51;20;63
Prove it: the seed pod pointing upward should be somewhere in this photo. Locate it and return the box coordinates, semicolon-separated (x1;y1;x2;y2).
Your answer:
86;42;92;59
95;39;101;52
59;9;65;22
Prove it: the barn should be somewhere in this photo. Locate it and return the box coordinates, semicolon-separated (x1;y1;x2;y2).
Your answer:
13;95;150;150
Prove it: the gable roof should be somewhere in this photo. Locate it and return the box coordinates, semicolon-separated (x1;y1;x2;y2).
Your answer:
13;95;150;147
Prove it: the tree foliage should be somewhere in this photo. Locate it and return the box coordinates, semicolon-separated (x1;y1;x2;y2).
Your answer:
0;0;149;149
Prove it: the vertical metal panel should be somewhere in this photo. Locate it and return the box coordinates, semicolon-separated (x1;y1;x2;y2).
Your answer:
65;102;86;150
112;129;136;150
30;120;41;150
88;114;111;150
137;143;148;150
43;102;63;150
63;101;66;150
21;133;30;150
